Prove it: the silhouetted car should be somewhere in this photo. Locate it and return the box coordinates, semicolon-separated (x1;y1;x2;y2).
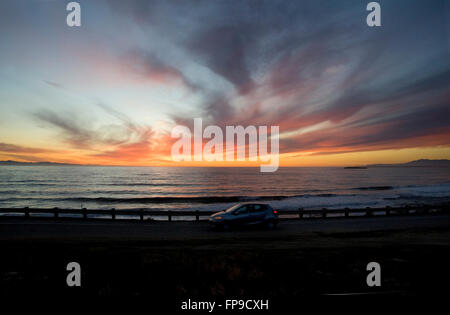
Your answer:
209;203;278;230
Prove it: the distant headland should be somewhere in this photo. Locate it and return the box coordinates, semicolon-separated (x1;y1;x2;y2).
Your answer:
367;159;450;167
0;160;85;166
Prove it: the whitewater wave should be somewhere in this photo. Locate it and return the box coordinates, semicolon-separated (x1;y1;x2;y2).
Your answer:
0;194;339;204
397;183;450;197
1;175;449;211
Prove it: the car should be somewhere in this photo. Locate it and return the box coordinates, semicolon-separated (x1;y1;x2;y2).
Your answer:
209;203;278;230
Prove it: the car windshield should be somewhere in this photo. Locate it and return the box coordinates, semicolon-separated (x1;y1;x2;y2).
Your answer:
224;204;242;213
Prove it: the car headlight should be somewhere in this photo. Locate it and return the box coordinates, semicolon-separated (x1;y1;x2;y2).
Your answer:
214;216;223;220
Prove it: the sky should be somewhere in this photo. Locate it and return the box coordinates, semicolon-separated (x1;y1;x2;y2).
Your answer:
0;0;449;166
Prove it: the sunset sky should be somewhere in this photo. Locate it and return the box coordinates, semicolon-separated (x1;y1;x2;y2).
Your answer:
0;0;449;167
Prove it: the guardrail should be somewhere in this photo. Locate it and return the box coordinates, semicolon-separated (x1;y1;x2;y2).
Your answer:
0;204;448;222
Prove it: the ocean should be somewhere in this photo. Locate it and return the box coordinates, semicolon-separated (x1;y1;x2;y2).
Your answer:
0;166;449;213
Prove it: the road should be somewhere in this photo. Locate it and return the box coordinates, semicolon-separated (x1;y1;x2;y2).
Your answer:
0;214;449;244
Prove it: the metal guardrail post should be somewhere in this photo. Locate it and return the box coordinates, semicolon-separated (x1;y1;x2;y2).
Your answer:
82;208;87;219
298;208;303;219
168;210;172;222
111;208;116;220
140;209;144;221
322;208;327;218
53;207;59;218
24;207;29;218
344;208;349;217
195;210;199;221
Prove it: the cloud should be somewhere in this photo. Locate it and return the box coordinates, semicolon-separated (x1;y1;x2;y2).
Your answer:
4;0;450;164
33;109;104;148
0;143;65;164
91;126;154;162
0;142;53;154
186;24;256;95
280;90;450;155
29;104;172;164
31;104;147;149
110;0;450;159
120;50;198;90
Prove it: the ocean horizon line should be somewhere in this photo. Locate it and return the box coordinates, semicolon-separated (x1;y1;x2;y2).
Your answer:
1;159;449;168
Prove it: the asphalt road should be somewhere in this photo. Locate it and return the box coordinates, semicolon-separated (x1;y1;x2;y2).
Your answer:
1;214;449;243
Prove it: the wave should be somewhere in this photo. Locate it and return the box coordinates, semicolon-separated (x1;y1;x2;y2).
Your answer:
353;186;394;191
62;195;296;204
1;183;449;208
106;183;195;187
396;183;450;198
0;193;339;204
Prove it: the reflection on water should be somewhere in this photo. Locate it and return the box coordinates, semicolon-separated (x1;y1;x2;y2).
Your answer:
0;166;449;211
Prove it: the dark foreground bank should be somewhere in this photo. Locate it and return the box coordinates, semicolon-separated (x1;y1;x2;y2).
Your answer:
0;214;449;309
